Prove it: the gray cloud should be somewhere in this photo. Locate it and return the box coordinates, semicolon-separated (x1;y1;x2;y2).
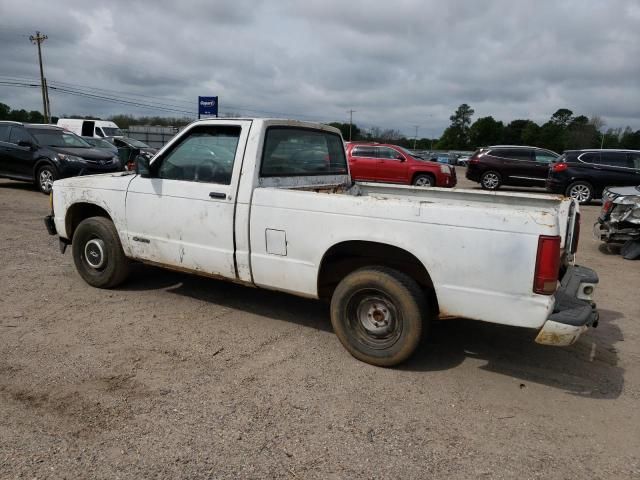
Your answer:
1;0;638;137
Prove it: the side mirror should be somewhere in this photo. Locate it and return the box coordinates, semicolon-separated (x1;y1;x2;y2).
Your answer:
18;140;35;149
396;154;405;161
136;155;151;177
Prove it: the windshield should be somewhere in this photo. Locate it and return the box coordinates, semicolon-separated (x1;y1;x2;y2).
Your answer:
102;127;123;137
91;138;116;149
28;129;91;148
125;138;150;148
398;146;427;161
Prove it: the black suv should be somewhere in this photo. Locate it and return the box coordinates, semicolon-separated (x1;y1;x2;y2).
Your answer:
466;145;559;190
0;122;122;194
546;149;640;203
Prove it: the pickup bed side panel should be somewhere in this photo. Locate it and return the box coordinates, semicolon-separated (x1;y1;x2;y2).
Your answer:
249;187;556;329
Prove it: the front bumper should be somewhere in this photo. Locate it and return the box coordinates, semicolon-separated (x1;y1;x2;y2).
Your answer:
535;265;599;346
44;214;57;235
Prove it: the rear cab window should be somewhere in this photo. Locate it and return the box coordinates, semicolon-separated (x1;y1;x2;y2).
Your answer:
260;127;347;177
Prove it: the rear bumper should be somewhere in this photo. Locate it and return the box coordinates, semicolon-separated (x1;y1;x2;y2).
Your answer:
535;265;599;346
545;177;566;194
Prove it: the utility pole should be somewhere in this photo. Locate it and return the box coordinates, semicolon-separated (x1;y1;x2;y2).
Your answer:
413;125;419;150
29;31;49;123
348;109;356;141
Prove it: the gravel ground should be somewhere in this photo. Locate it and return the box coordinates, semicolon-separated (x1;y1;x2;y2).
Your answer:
1;173;639;479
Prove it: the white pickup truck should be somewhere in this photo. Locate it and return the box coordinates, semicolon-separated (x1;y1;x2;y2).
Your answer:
45;119;599;366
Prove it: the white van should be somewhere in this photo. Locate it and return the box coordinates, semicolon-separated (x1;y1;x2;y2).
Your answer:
56;119;123;138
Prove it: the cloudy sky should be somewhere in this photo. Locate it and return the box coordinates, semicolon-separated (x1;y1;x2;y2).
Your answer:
1;0;639;137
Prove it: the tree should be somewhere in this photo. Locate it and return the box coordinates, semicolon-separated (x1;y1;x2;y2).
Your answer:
469;116;504;148
503;119;536;145
437;103;474;149
565;115;598;149
619;127;640;150
550;108;574;128
327;122;361;141
0;103;10;120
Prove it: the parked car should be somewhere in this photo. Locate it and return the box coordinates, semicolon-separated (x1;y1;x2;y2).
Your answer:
466;145;560;190
57;118;123;138
0;121;121;194
346;142;456;187
594;185;640;259
45;118;598;367
457;156;470;167
82;137;119;156
546;149;640;204
107;136;158;171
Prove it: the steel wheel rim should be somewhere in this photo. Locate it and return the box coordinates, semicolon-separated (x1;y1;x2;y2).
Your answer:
84;238;106;270
415;176;431;187
40;169;53;192
346;289;402;350
482;173;499;189
569;184;590;202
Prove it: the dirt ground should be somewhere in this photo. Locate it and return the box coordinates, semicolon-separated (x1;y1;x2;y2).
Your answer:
1;172;639;479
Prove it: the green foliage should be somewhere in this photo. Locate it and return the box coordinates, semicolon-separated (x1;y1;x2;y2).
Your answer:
327;122;361;141
437;103;475;149
469;116;504;147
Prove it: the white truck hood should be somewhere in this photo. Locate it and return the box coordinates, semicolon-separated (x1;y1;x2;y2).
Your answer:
54;171;136;191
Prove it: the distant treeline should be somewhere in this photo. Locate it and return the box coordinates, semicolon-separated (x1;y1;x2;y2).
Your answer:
2;101;639;152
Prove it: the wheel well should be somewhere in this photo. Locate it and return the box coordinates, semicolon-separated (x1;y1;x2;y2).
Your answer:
33;158;56;181
412;172;435;183
65;203;112;240
317;241;438;312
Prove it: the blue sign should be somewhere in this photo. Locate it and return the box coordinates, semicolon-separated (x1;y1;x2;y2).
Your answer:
198;96;218;117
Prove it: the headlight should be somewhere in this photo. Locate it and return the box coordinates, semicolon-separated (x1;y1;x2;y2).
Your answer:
440;164;451;174
57;154;85;163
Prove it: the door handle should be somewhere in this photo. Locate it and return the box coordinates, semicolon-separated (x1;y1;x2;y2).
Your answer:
209;192;226;199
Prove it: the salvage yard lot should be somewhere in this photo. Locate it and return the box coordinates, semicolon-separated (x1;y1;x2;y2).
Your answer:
1;172;639;479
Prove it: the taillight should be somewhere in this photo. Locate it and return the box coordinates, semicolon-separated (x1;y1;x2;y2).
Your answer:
571;212;580;254
533;235;561;295
552;162;568;172
469;157;480;165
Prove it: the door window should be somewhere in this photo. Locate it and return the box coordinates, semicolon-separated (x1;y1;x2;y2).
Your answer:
598;152;632;168
156;125;241;184
535;150;558;164
0;125;10;142
377;147;403;160
351;146;376;157
499;149;532;161
8;126;33;145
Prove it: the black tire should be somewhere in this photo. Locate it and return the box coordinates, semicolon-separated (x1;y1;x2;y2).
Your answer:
330;266;428;367
413;174;434;187
480;171;501;190
72;217;130;288
36;164;57;194
565;181;593;204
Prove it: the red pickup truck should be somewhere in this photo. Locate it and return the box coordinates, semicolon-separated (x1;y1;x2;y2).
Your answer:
345;142;456;187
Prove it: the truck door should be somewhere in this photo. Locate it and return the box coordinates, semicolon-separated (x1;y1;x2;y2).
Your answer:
125;120;251;278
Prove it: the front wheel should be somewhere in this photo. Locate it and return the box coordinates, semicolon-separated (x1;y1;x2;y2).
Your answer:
330;266;428;367
36;164;57;194
565;181;593;204
413;174;434;187
72;217;130;288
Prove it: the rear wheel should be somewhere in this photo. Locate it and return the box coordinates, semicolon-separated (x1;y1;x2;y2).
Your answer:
330;266;428;367
480;171;501;190
413;174;434;187
72;217;130;288
565;181;593;204
36;164;57;194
